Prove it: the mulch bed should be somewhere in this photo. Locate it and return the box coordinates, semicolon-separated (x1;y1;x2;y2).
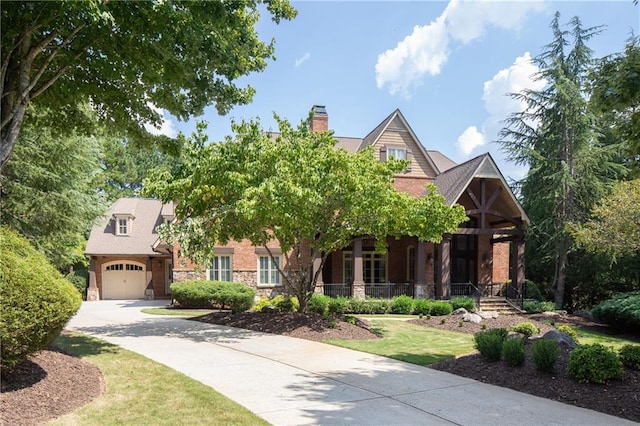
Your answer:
3;310;639;424
1;346;104;426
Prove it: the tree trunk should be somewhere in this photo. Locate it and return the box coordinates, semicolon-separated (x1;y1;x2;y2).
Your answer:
554;241;569;308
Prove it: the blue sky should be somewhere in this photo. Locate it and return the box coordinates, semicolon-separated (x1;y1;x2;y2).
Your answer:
148;0;638;181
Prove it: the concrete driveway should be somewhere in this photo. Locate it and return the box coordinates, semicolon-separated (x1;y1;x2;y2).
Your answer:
66;300;634;425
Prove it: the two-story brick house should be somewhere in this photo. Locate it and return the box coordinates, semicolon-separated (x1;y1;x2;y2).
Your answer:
86;106;527;301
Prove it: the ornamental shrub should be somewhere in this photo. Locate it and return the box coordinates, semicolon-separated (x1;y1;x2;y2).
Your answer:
346;298;368;314
0;227;82;371
367;299;391;314
523;300;556;314
509;322;540;338
328;296;349;315
170;280;255;313
274;295;299;313
474;328;507;362
391;295;414;314
451;296;475;312
502;338;526;367
429;301;453;316
568;344;624;384
308;294;331;316
253;296;273;312
618;344;640;370
532;340;560;373
591;292;640;330
413;299;432;315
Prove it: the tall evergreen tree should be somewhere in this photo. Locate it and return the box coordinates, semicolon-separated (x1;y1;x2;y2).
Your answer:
0;107;105;269
499;13;624;308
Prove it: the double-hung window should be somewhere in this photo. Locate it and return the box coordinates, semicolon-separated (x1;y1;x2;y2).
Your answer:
387;147;406;160
115;216;130;236
258;255;281;286
210;255;232;282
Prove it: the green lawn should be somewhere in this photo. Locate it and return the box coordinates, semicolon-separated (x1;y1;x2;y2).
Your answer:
48;333;267;426
326;320;475;365
576;327;640;351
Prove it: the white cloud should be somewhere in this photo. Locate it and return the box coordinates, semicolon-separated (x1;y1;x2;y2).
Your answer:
455;52;546;160
375;0;547;97
375;15;449;96
457;126;485;155
295;52;311;67
144;104;177;138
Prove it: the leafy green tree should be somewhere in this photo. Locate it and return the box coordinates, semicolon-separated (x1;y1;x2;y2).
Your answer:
146;115;467;312
0;107;105;269
499;13;624;308
590;36;640;175
571;180;640;261
1;0;296;169
97;138;180;202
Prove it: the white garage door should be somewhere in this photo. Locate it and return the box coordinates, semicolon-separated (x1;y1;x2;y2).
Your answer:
102;262;146;299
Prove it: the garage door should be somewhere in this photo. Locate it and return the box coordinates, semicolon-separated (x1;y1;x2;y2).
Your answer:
102;262;146;299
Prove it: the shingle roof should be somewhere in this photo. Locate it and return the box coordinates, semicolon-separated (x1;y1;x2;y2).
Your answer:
359;109;398;150
334;136;362;153
427;150;457;173
433;154;486;205
85;198;174;256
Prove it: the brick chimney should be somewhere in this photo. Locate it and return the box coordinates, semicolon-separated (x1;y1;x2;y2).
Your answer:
310;105;328;132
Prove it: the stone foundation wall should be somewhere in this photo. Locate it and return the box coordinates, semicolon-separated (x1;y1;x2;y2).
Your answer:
414;283;436;299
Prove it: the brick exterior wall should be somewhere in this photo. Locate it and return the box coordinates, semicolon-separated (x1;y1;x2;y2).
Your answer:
492;242;510;284
393;176;433;197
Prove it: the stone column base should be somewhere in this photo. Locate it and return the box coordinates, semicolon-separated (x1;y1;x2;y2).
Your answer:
144;289;155;300
352;282;365;300
86;288;100;301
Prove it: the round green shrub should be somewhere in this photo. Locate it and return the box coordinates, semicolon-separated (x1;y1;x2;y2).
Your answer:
509;322;540;338
328;296;349;315
274;295;299;312
567;344;624;384
253;296;273;312
474;329;507;362
346;298;368;314
0;227;82;371
618;344;640;370
429;300;453;316
391;295;414;314
451;296;475;312
502;338;526;367
367;299;391;314
532;339;560;373
591;292;640;331
413;299;431;315
308;294;330;316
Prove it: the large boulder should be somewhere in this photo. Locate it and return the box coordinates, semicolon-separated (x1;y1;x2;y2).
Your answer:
541;329;578;349
452;307;468;315
462;312;483;324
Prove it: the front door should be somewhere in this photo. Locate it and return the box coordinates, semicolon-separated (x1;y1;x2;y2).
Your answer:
451;234;477;284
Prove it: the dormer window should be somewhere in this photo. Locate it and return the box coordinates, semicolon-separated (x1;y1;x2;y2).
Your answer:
115;216;132;236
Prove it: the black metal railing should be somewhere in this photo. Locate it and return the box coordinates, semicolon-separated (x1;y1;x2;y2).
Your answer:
322;283;414;299
505;282;525;309
450;282;482;309
366;283;414;299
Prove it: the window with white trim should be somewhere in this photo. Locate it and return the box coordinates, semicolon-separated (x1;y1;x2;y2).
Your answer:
209;255;232;282
258;255;281;286
387;147;406;160
343;251;387;284
117;217;129;235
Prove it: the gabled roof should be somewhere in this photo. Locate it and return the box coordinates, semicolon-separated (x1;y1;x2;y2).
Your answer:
359;109;440;173
85;198;174;256
432;153;529;224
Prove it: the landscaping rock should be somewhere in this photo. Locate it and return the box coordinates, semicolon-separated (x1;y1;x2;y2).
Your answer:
452;308;468;315
508;331;527;340
541;329;577;349
462;313;482;324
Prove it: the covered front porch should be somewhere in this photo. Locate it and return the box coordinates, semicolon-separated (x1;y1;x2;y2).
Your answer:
314;154;529;302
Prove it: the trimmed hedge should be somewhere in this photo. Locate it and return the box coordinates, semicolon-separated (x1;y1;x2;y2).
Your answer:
591;292;640;330
170;280;255;313
618;344;640;370
391;295;414;314
0;227;82;370
523;300;556;314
